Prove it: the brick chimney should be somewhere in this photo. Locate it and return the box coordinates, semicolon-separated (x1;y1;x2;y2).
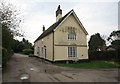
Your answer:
56;5;62;22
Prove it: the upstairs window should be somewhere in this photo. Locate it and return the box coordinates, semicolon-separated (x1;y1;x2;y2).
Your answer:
68;34;76;40
67;26;76;40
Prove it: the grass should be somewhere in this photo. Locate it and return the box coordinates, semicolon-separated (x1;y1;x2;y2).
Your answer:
55;60;120;69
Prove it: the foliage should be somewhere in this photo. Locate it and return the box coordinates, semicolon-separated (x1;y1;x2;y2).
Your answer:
111;40;120;45
2;48;8;67
22;38;32;49
2;47;14;67
55;61;119;69
2;25;13;51
12;38;33;53
88;33;105;51
107;30;120;50
0;51;1;64
0;2;23;37
107;30;120;41
88;51;118;61
22;49;33;55
12;40;24;53
0;2;23;67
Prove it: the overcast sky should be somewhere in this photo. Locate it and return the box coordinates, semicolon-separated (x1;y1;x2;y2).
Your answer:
2;0;119;44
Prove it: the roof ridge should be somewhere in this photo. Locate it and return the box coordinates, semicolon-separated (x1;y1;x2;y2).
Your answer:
34;10;72;42
34;9;88;43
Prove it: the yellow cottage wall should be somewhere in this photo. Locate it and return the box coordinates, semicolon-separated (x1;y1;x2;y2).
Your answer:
34;13;88;61
34;33;53;61
54;13;88;61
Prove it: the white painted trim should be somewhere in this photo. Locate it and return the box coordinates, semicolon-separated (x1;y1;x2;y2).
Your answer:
72;11;88;35
53;10;88;35
54;10;74;31
67;34;77;40
68;46;78;59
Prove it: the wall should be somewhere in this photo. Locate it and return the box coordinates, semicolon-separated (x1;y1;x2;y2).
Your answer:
54;13;88;61
34;33;53;61
34;13;88;61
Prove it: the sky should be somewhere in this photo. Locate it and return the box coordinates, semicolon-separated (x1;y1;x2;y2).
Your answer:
1;0;119;45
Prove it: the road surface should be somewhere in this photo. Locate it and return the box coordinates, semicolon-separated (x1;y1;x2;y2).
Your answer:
2;53;119;83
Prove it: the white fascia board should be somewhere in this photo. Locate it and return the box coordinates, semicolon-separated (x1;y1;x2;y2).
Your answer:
53;10;74;32
72;11;88;35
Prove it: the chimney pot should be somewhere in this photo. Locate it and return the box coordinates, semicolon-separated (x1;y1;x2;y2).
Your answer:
43;25;45;32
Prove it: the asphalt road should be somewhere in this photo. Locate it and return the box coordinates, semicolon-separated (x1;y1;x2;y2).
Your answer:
2;53;119;83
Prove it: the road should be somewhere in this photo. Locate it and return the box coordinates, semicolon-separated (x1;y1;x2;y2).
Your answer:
2;53;119;83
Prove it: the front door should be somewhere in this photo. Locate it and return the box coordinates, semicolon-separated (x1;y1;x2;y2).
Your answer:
37;47;40;57
43;46;46;59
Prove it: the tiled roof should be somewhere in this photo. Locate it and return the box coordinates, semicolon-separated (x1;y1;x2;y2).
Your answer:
34;10;72;42
34;9;88;42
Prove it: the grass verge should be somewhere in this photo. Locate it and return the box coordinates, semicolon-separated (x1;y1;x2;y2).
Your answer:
55;60;120;69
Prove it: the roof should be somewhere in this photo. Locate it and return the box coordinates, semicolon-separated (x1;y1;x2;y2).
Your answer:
34;9;88;43
106;45;120;50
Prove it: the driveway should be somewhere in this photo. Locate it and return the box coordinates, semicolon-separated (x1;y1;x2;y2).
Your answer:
2;53;119;83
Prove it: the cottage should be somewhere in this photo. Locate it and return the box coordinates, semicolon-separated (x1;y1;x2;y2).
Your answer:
34;5;88;62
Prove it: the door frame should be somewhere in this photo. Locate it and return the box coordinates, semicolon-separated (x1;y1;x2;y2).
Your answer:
43;46;46;59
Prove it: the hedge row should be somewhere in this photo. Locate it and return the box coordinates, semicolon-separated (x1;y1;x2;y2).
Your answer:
88;50;120;62
22;49;34;55
2;48;14;67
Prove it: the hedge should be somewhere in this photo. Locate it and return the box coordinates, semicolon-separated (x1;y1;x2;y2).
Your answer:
2;48;8;67
2;47;14;68
89;50;119;62
22;49;33;55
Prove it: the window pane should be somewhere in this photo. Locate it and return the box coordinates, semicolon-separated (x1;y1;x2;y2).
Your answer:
68;47;77;57
68;34;76;40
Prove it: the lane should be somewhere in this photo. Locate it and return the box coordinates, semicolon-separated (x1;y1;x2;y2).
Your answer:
2;53;119;82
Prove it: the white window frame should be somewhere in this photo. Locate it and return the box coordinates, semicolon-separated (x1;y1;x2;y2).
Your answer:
68;46;77;58
68;34;76;40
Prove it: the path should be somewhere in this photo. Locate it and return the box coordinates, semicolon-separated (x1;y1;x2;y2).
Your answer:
2;53;119;83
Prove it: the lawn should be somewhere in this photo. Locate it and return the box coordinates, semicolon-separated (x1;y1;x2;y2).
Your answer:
55;61;120;69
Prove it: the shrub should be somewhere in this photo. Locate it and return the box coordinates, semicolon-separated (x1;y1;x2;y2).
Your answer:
22;49;33;55
2;48;8;67
88;51;118;61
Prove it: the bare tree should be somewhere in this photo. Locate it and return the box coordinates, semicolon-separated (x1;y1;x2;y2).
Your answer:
0;2;23;37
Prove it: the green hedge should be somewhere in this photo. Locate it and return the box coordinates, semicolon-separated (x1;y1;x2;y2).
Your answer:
89;50;119;62
22;49;33;55
2;48;8;67
2;47;14;68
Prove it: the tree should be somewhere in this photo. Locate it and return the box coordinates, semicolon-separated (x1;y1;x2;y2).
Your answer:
2;25;13;51
12;38;33;53
107;30;120;50
111;40;120;45
0;2;23;37
0;2;23;67
107;30;120;42
0;2;23;49
22;38;32;49
88;33;106;51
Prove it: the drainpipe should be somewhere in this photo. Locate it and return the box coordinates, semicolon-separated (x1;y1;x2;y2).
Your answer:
53;30;55;62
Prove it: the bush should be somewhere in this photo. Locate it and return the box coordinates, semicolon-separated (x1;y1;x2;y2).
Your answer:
2;48;8;67
2;47;14;68
89;51;118;61
22;49;33;55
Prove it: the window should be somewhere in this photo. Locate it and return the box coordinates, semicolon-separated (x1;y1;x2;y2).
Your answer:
68;46;77;57
68;34;76;40
37;47;40;55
